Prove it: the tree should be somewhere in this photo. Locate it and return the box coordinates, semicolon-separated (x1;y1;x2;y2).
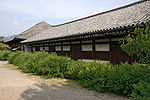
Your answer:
0;36;10;50
120;20;150;65
0;36;4;43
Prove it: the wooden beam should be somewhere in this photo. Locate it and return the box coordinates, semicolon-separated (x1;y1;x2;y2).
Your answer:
92;39;95;59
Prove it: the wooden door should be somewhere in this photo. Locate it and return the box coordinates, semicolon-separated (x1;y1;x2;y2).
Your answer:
110;42;121;64
71;45;81;60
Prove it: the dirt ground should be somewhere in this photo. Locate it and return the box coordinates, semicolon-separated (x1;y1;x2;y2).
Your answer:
0;61;129;100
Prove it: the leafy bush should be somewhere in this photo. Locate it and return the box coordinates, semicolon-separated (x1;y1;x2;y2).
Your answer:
66;60;85;80
21;51;50;73
2;50;150;99
13;52;32;67
8;52;17;64
106;62;150;96
0;43;10;50
78;61;112;92
0;50;11;61
13;52;28;66
38;55;72;78
131;80;150;100
7;51;23;64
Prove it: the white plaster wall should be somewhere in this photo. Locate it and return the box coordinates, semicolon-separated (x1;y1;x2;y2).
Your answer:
95;44;109;51
82;45;92;51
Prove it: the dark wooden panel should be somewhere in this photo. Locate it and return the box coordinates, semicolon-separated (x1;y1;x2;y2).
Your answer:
110;42;121;64
62;52;71;57
56;51;61;56
81;52;92;59
110;42;131;64
71;45;81;60
95;52;109;61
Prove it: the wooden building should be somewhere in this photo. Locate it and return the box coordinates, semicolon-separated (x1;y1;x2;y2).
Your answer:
5;21;51;51
8;0;150;64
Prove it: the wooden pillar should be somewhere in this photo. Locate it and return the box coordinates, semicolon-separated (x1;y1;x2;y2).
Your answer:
43;43;44;51
31;45;33;52
92;39;95;59
109;38;112;62
61;42;63;56
80;40;82;59
23;45;25;51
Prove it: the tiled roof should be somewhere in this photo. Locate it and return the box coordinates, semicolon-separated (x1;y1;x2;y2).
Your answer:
22;0;150;43
16;21;51;39
5;21;51;43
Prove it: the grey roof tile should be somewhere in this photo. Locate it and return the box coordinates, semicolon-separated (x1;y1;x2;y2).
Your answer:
5;21;51;43
22;0;150;43
16;21;51;39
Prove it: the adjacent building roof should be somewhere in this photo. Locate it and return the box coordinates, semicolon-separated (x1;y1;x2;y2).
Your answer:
22;0;150;43
5;21;51;43
16;21;51;39
4;35;18;43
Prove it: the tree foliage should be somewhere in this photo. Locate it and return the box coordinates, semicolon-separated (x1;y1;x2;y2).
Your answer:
0;36;10;50
0;36;4;43
120;20;150;65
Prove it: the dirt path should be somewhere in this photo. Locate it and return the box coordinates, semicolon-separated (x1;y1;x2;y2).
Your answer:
0;61;129;100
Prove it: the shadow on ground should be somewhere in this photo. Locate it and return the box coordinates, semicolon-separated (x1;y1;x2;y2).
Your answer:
19;82;129;100
19;83;103;100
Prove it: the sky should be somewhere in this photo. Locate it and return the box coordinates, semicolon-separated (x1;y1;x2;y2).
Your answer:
0;0;140;37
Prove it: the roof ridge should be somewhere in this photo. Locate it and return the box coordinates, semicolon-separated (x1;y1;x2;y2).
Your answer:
19;21;50;35
52;0;149;27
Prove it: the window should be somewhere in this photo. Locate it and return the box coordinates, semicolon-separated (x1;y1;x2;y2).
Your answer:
55;46;61;51
44;47;49;51
63;46;70;51
40;47;43;51
82;45;92;51
95;44;109;51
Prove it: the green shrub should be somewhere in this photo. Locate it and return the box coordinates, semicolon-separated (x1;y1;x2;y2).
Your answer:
22;51;50;73
0;50;11;61
0;43;10;50
38;55;72;78
106;62;150;96
66;60;85;80
13;52;32;67
3;50;150;99
78;61;112;92
8;52;17;64
7;51;23;64
0;50;3;57
13;52;28;66
131;80;150;100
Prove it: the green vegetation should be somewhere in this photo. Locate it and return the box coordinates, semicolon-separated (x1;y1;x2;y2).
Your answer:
120;20;150;65
0;50;149;99
106;63;150;97
0;36;10;50
0;50;11;61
